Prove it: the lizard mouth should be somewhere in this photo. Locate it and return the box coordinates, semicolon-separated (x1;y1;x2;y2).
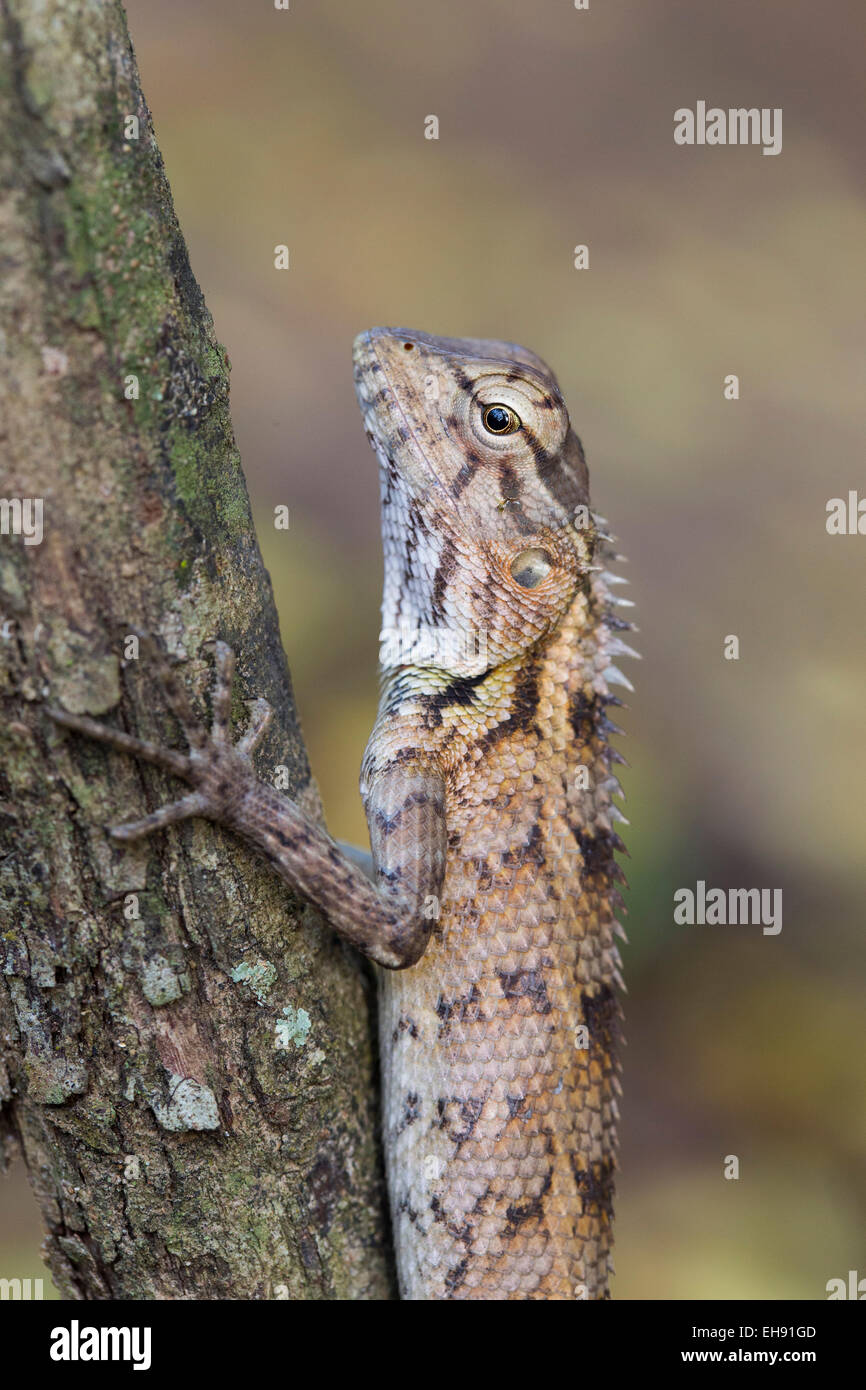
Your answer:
352;327;451;510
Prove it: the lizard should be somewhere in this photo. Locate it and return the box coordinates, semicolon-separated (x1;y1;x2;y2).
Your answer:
48;326;636;1300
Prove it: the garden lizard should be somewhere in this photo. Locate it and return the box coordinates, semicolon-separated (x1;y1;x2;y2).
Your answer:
49;327;636;1300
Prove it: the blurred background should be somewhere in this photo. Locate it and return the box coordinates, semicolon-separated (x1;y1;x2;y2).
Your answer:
4;0;864;1298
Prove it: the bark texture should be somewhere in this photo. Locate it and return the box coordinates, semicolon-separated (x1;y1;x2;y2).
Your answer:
0;0;392;1299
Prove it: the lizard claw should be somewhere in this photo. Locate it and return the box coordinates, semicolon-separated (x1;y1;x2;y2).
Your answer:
47;639;269;840
237;697;272;755
210;640;236;744
46;706;192;780
109;792;210;841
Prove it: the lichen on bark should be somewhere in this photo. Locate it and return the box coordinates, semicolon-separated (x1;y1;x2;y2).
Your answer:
0;0;392;1299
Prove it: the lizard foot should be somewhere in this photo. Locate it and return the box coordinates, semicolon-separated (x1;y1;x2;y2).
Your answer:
47;639;272;841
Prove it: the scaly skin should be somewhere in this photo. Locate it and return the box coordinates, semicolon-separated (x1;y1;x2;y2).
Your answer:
48;327;636;1300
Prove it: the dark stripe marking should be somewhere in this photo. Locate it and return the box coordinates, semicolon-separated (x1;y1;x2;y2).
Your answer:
570;1156;615;1223
435;982;483;1036
499;966;552;1014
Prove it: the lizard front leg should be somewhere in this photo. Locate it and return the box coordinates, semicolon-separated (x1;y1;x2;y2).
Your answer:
48;640;445;971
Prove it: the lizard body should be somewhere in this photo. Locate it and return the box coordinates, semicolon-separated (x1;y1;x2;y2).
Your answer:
49;327;635;1300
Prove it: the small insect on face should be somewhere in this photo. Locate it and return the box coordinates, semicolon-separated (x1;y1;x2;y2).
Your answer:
353;328;594;676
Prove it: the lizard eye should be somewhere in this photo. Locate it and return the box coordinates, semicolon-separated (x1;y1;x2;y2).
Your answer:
510;547;553;588
482;404;521;435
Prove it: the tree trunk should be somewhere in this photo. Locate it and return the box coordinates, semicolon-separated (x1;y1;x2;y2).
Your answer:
0;0;392;1300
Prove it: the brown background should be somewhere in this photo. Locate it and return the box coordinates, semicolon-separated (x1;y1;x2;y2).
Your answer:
4;0;864;1299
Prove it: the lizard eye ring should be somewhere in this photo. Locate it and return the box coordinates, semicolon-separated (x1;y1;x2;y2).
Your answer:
482;404;521;435
510;547;553;589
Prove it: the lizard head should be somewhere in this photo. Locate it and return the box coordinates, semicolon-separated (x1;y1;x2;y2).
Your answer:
353;326;596;678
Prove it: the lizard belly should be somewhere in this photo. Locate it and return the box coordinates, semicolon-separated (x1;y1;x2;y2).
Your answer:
378;784;620;1301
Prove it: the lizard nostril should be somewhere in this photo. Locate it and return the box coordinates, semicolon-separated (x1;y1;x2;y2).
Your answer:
403;342;414;351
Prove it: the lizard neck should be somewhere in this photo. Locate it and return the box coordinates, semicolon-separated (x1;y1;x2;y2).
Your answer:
361;565;625;800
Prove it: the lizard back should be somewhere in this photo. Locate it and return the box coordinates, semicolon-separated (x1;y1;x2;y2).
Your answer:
354;328;631;1299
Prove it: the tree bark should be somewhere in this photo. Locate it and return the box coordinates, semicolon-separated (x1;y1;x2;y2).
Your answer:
0;0;392;1299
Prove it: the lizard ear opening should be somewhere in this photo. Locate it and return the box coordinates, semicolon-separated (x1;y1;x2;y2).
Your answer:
510;547;553;589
